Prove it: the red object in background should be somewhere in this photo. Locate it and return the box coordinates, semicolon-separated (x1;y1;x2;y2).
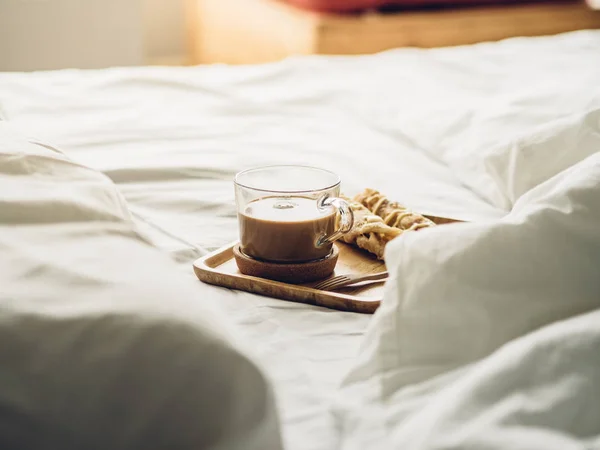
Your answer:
285;0;552;13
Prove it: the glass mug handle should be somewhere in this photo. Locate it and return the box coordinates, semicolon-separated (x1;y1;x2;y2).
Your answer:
316;195;354;248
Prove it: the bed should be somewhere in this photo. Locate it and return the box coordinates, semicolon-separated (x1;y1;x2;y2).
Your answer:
1;30;599;449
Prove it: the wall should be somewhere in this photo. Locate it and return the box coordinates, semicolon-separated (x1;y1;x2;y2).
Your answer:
143;0;187;64
0;0;187;71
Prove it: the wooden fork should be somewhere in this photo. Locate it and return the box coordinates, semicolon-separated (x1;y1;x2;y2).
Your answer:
313;271;389;291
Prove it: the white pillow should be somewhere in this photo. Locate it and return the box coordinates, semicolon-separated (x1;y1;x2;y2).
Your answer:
335;124;600;449
481;107;600;209
0;125;282;450
0;123;132;224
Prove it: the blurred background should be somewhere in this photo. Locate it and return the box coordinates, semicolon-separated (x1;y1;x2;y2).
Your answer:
0;0;599;71
0;0;186;70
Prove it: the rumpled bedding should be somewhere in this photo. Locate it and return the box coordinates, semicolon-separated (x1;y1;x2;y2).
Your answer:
1;29;599;450
336;110;600;449
0;124;282;450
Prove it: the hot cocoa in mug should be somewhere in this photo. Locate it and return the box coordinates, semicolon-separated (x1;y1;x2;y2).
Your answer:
234;166;354;263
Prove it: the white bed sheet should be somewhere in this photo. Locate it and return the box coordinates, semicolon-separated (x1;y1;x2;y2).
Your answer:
1;30;599;449
0;124;282;450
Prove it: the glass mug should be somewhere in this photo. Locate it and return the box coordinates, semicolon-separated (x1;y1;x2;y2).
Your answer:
234;165;354;263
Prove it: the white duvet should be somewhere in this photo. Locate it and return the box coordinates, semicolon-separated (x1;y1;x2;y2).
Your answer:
0;124;282;449
1;30;600;450
336;110;600;449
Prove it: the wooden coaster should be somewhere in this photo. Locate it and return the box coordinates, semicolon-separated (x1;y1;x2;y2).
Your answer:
233;244;339;284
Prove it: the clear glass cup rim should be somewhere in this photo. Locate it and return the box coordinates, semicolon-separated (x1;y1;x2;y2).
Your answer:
234;165;341;194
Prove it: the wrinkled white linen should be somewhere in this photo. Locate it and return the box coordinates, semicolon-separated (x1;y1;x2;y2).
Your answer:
1;30;600;450
335;112;600;448
0;124;282;450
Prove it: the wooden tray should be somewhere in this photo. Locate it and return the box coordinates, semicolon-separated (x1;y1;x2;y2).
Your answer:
193;241;385;314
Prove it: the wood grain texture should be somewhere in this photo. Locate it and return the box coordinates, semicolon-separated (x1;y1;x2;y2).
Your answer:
232;243;339;283
315;0;600;53
194;241;385;313
189;0;600;64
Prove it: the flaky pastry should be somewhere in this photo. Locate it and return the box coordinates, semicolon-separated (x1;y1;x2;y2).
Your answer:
354;188;435;231
339;196;402;260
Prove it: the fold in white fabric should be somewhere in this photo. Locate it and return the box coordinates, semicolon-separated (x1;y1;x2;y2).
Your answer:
0;125;282;450
336;111;600;449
